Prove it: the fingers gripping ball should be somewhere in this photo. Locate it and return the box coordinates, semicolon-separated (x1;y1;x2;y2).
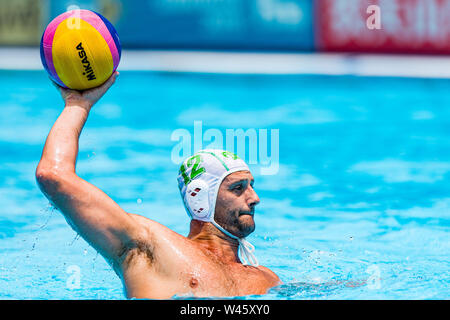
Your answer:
40;9;121;90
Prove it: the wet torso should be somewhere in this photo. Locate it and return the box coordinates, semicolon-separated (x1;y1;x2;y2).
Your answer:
116;215;280;299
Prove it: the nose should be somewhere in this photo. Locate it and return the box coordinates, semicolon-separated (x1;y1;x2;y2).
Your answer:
247;185;260;209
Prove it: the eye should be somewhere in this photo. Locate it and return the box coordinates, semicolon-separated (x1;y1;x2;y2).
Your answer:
231;181;246;192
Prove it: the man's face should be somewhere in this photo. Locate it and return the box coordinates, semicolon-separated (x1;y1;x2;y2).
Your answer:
214;170;260;238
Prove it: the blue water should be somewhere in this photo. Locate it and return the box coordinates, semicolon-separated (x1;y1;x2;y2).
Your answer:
0;70;449;299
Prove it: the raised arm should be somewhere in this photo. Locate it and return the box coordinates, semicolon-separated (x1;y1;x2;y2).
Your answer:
35;72;146;266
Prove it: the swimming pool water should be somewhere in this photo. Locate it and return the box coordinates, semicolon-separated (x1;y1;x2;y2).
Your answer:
0;70;449;299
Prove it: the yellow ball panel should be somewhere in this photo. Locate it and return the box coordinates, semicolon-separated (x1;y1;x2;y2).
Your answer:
52;18;114;90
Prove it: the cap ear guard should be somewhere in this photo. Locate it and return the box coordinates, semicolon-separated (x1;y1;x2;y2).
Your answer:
184;179;211;220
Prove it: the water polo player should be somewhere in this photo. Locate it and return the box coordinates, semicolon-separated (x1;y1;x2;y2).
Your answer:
35;74;281;299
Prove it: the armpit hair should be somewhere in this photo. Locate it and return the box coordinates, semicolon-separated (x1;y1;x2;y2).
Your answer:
117;239;155;267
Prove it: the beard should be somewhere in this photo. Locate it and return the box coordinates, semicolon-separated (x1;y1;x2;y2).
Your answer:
217;208;255;238
236;214;255;237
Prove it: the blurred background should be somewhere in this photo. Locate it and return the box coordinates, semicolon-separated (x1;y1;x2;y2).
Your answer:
0;0;449;54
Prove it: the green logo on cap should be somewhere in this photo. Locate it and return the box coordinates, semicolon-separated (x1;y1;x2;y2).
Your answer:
180;155;206;185
222;151;239;160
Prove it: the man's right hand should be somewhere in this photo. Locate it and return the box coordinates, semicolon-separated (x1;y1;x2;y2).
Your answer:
53;71;119;111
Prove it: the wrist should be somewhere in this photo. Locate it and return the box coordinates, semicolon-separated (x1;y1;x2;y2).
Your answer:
64;101;92;112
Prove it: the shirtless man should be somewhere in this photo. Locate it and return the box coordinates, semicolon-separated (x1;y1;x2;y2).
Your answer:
35;72;281;299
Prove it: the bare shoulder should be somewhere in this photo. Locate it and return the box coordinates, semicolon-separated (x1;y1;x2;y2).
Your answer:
257;265;282;285
127;212;187;243
125;213;196;259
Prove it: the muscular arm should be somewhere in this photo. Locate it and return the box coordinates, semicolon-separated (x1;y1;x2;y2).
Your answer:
36;73;146;265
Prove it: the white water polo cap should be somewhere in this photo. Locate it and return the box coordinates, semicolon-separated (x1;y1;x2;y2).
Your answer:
177;149;259;267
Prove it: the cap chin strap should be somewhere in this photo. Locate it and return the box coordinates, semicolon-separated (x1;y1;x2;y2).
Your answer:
211;220;259;267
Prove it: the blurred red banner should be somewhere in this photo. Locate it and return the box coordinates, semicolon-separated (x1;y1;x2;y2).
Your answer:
316;0;450;54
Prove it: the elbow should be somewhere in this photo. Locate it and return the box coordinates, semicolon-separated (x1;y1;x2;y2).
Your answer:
35;167;54;187
35;165;69;194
